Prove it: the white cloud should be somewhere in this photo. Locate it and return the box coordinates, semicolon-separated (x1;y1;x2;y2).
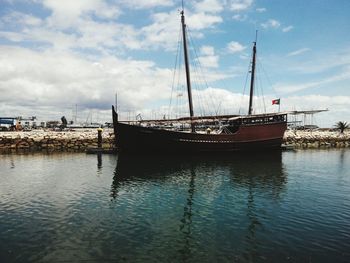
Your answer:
0;31;25;42
232;14;247;21
194;0;224;13
0;1;144;53
256;7;266;13
282;25;294;32
75;19;141;51
261;19;280;29
191;88;248;115
197;45;219;68
43;0;121;29
274;68;350;94
27;28;78;50
229;0;253;11
226;41;246;53
0;46;173;120
201;46;214;56
186;12;223;30
120;0;174;9
2;11;42;26
287;48;311;57
0;1;223;54
197;55;219;68
285;48;350;74
140;11;182;51
140;10;222;51
0;46;348;127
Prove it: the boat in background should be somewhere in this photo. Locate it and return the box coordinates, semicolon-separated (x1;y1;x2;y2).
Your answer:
112;8;287;153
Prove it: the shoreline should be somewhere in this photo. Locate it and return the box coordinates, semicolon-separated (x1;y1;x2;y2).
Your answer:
0;129;349;154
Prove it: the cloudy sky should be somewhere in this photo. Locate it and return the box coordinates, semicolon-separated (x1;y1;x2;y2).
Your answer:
0;0;349;127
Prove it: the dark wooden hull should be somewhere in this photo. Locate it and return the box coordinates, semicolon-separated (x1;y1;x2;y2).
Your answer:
112;106;287;153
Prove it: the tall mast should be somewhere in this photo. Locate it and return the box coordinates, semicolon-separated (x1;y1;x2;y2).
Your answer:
181;7;195;132
248;31;257;115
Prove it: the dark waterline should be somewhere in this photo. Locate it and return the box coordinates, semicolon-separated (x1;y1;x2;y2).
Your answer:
0;150;349;262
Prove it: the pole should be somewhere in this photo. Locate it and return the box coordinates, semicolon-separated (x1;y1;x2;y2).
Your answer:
97;128;103;148
181;9;195;132
248;32;257;115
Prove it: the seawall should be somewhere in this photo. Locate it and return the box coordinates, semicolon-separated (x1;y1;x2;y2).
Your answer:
0;129;115;154
283;130;350;149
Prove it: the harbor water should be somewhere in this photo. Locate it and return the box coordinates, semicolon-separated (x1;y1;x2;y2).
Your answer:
0;150;349;262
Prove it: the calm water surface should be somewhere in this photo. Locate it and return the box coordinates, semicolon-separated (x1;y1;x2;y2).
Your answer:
0;150;349;262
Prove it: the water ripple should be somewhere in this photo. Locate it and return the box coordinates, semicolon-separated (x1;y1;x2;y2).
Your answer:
1;151;350;262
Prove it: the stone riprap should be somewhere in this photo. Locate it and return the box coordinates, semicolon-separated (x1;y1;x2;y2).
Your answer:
0;129;115;153
283;130;350;148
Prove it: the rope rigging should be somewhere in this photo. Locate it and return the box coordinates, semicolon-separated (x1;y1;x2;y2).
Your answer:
168;20;280;120
168;24;224;121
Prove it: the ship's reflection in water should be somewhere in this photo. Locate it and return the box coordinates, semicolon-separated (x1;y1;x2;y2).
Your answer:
111;152;287;262
1;150;349;262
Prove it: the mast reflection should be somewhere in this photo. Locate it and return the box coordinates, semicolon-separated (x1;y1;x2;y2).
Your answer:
179;167;196;261
111;152;287;259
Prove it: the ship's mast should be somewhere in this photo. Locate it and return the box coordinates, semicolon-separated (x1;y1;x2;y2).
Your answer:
248;32;257;115
181;7;195;132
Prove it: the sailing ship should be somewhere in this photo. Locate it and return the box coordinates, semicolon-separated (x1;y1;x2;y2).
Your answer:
112;8;287;153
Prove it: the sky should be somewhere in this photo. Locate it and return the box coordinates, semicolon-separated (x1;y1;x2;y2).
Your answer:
0;0;349;127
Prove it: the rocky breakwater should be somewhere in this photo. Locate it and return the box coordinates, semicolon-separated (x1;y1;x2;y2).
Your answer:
283;130;350;149
0;129;115;153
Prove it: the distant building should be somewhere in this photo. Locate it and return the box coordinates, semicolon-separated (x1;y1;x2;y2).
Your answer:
0;117;16;131
17;116;46;129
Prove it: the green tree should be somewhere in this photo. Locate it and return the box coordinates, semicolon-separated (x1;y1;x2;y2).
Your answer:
335;121;349;133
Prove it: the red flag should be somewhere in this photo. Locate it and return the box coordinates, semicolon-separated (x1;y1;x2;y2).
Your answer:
272;99;280;105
